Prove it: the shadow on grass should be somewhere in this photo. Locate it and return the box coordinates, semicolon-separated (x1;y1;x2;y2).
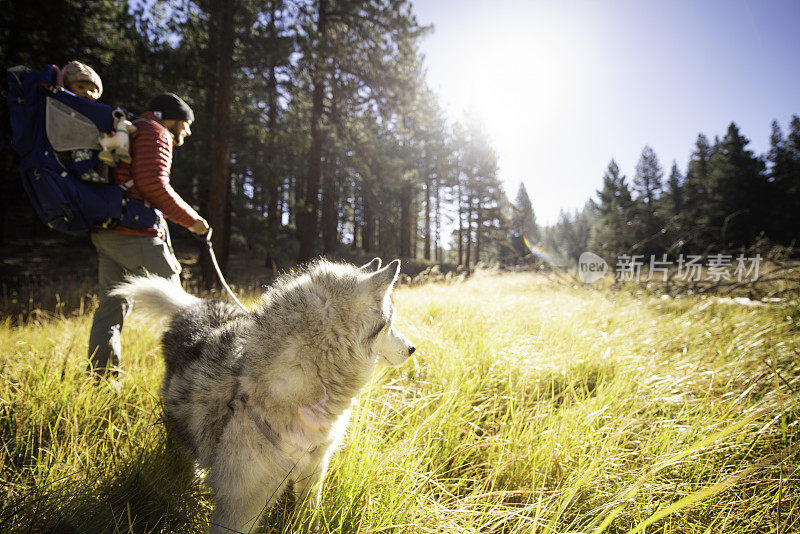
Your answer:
1;432;208;533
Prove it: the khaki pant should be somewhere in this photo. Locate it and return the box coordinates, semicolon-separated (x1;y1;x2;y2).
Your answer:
87;229;181;375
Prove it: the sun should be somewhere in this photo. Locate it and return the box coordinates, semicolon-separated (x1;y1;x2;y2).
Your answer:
444;19;588;158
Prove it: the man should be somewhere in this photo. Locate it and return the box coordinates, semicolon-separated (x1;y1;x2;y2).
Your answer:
88;93;209;377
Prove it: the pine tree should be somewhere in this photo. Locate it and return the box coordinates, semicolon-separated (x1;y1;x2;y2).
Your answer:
705;123;767;247
664;161;683;218
202;0;239;285
589;159;636;260
544;203;595;265
787;116;800;241
682;134;713;250
296;0;328;263
632;145;665;255
788;115;800;152
510;183;537;260
767;118;800;243
633;145;663;206
654;161;685;255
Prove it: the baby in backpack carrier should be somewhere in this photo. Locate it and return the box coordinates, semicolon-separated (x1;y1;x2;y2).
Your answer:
63;60;102;101
59;61;108;183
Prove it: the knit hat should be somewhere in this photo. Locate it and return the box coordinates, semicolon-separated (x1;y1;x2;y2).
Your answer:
61;61;103;96
148;93;195;122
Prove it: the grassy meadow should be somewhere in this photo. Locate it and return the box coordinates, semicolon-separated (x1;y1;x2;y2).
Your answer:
1;271;798;533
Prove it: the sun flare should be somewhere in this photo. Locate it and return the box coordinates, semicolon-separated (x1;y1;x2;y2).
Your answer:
452;27;585;150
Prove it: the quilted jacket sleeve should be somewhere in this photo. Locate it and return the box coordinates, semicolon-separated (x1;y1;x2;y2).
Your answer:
130;120;200;228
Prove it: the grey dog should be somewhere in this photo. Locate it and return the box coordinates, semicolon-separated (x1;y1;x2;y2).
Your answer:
112;258;415;533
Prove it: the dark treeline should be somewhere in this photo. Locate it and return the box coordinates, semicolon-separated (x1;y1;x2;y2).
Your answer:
3;2;797;279
1;0;512;284
542;119;800;265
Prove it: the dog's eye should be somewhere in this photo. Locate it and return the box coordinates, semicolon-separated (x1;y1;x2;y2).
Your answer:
368;321;387;340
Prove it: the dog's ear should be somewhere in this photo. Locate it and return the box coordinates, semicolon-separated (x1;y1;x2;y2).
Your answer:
369;259;400;292
359;257;382;273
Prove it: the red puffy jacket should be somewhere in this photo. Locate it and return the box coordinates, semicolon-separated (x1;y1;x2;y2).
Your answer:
106;111;200;238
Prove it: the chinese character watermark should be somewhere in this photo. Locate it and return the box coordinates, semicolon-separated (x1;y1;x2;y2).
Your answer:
613;253;762;283
578;252;763;284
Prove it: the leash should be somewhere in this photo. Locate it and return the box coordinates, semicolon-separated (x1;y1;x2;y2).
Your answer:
198;228;248;312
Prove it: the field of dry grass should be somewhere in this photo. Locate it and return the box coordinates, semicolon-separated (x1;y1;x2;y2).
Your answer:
1;270;798;532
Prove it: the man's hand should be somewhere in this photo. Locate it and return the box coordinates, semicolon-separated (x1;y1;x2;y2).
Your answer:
189;218;210;235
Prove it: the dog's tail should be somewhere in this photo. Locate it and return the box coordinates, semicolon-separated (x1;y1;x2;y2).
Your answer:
110;275;199;320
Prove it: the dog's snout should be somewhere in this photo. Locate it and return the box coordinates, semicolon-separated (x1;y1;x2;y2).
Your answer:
408;345;416;355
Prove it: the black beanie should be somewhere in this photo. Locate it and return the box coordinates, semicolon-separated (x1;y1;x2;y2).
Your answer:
148;93;194;122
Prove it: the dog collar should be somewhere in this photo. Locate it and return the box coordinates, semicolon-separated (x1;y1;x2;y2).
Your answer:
227;392;281;448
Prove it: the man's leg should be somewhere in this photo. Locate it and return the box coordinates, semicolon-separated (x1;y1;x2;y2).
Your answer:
87;231;182;375
137;233;183;284
87;235;129;375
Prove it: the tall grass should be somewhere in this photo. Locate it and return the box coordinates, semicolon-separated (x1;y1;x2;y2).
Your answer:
1;271;798;533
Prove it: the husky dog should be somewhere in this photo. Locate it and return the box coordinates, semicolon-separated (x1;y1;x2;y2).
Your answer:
111;258;414;533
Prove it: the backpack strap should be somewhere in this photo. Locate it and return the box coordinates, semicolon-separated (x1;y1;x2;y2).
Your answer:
109;117;160;227
118;179;155;209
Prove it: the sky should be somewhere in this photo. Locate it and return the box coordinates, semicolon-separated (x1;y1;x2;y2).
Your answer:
411;0;800;225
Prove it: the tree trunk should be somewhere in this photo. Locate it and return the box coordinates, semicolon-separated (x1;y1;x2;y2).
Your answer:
350;189;359;250
291;174;301;231
423;174;431;260
465;195;473;268
434;177;441;262
264;3;280;269
457;180;463;266
201;0;237;287
475;202;482;266
0;83;10;244
361;189;375;252
411;196;418;259
399;181;412;258
322;153;338;253
277;180;285;222
297;0;328;263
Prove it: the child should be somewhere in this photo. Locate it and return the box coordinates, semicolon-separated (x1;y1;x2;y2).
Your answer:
60;61;107;183
62;60;103;101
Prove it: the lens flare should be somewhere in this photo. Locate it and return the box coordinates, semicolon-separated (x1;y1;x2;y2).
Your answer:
522;234;558;265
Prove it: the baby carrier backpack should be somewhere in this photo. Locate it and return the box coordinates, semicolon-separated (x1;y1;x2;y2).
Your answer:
6;64;160;235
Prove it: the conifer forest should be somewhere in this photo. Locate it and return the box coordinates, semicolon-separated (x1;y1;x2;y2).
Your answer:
1;1;799;286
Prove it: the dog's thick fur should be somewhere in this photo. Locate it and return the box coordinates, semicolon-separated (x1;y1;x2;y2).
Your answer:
111;258;414;533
